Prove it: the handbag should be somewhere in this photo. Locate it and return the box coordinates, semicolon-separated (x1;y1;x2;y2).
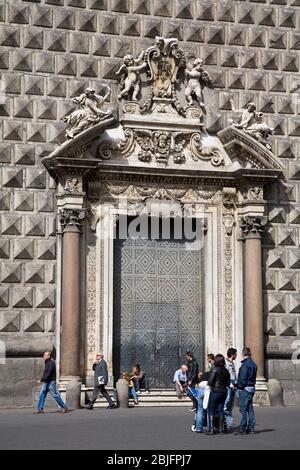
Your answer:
203;386;211;410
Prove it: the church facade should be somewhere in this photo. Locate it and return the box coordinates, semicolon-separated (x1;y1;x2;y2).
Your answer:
0;1;300;406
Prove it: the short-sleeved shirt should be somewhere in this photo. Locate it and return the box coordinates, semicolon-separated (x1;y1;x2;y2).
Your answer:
173;369;187;383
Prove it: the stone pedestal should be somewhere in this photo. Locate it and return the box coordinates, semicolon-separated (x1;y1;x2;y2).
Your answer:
116;379;129;408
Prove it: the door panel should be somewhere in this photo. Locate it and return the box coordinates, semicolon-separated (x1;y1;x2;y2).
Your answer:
113;228;203;387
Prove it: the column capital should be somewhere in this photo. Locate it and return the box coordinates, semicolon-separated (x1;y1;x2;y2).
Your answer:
59;208;86;233
240;215;268;239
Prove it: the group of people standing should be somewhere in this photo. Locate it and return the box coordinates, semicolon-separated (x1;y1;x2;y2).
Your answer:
173;347;258;435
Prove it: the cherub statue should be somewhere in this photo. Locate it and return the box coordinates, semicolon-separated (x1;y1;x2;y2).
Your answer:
229;99;258;130
184;58;213;108
116;52;147;101
229;99;273;149
63;85;112;139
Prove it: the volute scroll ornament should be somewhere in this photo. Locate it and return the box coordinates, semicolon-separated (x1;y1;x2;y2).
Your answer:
240;215;268;238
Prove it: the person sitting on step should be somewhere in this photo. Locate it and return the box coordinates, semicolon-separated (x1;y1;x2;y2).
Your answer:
122;372;139;405
131;364;150;395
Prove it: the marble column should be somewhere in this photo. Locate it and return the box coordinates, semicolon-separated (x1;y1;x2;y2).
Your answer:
59;208;85;379
241;216;267;380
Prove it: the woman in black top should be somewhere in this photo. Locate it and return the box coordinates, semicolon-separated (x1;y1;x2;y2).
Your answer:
207;354;230;434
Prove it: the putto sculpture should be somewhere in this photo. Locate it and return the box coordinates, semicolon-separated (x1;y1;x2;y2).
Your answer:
229;99;274;150
184;59;213;108
63;85;112;139
116;52;147;101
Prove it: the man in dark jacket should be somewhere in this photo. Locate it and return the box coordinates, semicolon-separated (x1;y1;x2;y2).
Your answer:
35;351;68;414
235;347;258;435
86;353;116;409
186;351;199;411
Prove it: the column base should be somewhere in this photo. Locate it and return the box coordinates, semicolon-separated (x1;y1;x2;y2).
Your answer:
253;378;270;406
59;376;82;409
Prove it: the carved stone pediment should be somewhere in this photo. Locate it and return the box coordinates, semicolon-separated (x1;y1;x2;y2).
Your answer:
41;37;284;188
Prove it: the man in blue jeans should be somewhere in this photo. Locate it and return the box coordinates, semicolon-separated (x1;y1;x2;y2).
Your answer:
35;351;68;414
235;347;257;435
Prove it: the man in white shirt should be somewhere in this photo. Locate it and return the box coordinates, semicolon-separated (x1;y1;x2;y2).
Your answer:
224;347;237;429
173;365;188;399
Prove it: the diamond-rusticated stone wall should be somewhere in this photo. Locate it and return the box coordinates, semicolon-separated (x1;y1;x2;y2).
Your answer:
0;0;300;405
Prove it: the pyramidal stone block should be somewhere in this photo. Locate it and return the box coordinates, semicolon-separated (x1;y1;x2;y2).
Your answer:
13;239;34;260
278;272;297;291
0;240;10;259
77;11;97;32
48;122;68;144
14;191;34;212
37;240;56;260
69;33;89;54
0;145;11;164
279;318;297;336
24;312;45;332
249;28;266;48
0;287;9;307
269;207;286;223
279;8;295;28
0;312;21;332
122;17;140;36
185;23;204;43
24;75;44;95
112;0;129;13
207;25;225;44
46;31;66;52
25;264;45;283
176;0;193;19
14;145;35;165
289;294;300;314
279;182;296;202
290;163;300;180
0;99;10;117
57;55;77;75
88;0;108;10
27;123;47;143
1;263;22;283
228;26;245;46
3;122;23;142
264;271;276;290
0;191;10;211
290;206;300;224
289;249;300;269
47;77;66;97
0;26;20;47
36;287;55;308
9;3;29;24
35;52;55;74
266;317;276;336
55;9;75;30
258;7;275;26
37;99;57;120
282;53;298;72
278;228;296;246
133;0;150;15
114;37;133;58
12;288;33;308
102;14;119;34
13;51;33;72
268;292;286;313
14;99;34;119
269;30;286;49
196;1;214;20
277;140;296;159
2;169;23;188
25;216;45;236
32;5;54;28
1;215;22;236
154;0;172;17
24;28;44;50
288;118;300;137
267;248;285;268
238;4;255;24
262;51;279;70
91;36;111;56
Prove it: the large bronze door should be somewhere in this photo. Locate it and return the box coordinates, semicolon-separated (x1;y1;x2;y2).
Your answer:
113;231;204;387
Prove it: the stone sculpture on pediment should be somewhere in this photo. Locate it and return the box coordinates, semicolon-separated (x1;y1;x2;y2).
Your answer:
184;58;213;109
229;98;274;150
63;85;113;139
116;52;147;102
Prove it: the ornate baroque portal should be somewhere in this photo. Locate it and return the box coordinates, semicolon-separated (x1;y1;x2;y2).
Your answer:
42;38;284;401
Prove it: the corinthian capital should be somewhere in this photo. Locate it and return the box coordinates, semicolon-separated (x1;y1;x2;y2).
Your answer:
59;208;86;233
240;215;268;238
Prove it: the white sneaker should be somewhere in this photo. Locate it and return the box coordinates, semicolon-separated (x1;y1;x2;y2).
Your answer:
145;391;150;394
137;390;141;395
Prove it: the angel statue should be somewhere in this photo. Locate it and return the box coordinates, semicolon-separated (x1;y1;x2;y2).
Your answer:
116;51;147;101
229;99;273;149
184;58;213;108
63;85;112;139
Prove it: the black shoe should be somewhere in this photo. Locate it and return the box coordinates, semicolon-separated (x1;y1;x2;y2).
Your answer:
189;407;197;412
249;430;255;434
107;404;117;409
85;404;93;410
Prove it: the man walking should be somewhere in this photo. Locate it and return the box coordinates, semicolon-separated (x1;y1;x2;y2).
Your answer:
186;351;199;411
86;353;116;410
235;347;258;435
224;348;237;430
35;351;68;414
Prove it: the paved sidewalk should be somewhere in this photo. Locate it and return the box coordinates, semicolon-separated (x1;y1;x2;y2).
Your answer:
0;406;299;450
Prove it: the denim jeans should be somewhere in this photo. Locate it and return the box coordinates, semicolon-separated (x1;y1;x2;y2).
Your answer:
224;387;236;427
133;375;150;392
129;386;138;402
37;381;66;411
239;389;255;432
196;388;211;432
209;390;227;419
